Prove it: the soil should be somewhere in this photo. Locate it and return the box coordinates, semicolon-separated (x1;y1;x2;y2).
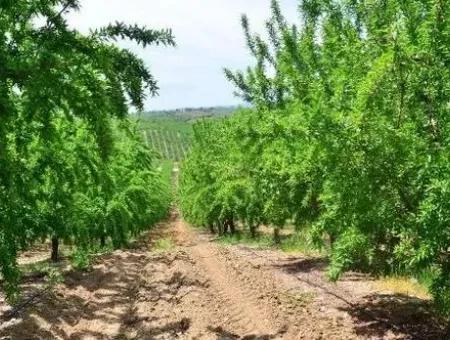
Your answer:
0;211;447;339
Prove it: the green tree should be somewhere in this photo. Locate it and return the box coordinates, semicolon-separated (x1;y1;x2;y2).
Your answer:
180;0;450;315
0;0;174;299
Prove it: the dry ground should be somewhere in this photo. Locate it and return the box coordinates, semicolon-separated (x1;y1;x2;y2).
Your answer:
0;212;447;339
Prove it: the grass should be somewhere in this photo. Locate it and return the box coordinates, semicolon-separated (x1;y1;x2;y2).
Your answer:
215;228;322;256
279;231;324;256
158;159;174;186
216;232;274;249
20;259;60;278
374;268;437;300
215;227;433;300
374;276;431;299
152;237;175;252
70;244;115;270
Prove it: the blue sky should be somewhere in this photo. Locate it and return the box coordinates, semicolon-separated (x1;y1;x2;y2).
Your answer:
68;1;299;110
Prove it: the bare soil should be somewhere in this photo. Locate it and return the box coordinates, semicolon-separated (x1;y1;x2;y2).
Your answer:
0;212;446;339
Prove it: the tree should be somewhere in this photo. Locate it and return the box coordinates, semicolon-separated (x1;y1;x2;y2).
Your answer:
180;0;450;315
0;0;174;299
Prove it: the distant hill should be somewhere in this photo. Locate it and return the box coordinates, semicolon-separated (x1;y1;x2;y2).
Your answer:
142;105;238;121
136;106;242;161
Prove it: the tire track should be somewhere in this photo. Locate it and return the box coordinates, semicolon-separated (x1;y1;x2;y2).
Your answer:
189;242;275;336
1;213;443;339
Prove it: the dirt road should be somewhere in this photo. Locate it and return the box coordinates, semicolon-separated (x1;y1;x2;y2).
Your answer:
0;212;445;339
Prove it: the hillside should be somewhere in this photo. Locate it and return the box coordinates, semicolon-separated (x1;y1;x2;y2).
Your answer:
136;106;236;161
142;105;238;121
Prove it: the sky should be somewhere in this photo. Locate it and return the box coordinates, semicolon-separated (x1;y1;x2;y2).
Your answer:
68;1;299;111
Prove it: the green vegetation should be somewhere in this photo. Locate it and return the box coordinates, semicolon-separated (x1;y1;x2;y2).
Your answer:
216;232;275;250
152;237;175;252
138;117;192;161
136;107;237;161
179;0;450;315
139;117;194;136
215;224;319;255
143;106;237;120
0;0;173;300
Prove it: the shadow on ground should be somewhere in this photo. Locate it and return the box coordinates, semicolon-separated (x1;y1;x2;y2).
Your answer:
0;246;192;339
341;293;448;339
271;254;449;339
1;250;143;339
2;227;449;340
273;256;328;274
207;325;284;340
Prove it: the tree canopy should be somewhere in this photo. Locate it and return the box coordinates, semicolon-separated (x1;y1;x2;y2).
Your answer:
0;0;173;299
180;0;450;314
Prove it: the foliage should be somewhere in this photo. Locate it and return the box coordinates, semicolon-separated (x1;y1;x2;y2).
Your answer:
180;0;450;315
138;117;192;161
143;106;237;120
215;232;275;250
0;0;172;300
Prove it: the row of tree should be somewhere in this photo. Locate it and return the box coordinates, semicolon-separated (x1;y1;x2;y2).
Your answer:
0;0;172;299
179;0;450;314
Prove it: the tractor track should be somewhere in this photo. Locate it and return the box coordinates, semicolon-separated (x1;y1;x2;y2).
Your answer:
0;213;445;339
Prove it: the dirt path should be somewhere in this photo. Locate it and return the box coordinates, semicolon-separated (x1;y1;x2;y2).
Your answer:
0;213;446;339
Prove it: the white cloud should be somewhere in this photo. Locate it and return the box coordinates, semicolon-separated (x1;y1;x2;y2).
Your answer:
68;0;299;110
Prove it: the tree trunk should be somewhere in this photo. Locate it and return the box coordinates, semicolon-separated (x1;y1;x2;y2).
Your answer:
208;224;215;234
229;220;236;234
329;232;336;248
218;221;224;235
273;228;281;244
51;236;59;262
250;224;257;238
100;234;106;248
222;221;229;235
